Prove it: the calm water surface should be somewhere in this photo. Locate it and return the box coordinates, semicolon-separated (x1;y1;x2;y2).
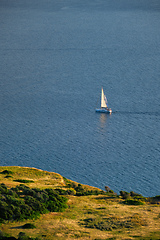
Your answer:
0;0;160;196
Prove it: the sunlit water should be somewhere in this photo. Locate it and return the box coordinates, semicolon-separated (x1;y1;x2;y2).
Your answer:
0;0;160;196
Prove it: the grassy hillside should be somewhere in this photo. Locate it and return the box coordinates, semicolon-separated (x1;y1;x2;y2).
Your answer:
0;166;160;240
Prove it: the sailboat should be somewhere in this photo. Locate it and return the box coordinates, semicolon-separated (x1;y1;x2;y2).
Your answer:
95;88;112;114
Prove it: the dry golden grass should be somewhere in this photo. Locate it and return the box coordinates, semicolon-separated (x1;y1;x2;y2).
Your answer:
0;166;65;189
0;166;160;240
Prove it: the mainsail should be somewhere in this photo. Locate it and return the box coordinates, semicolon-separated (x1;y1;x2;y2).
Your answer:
96;87;112;113
101;88;108;108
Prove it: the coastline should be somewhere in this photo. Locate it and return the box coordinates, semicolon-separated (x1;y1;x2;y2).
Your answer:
0;166;160;240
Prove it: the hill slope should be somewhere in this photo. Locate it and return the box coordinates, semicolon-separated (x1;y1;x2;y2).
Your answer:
0;166;160;240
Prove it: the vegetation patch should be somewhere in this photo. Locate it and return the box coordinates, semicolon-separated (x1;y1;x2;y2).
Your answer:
123;199;145;205
148;195;160;204
81;214;147;231
54;188;76;196
13;179;34;183
62;180;108;196
4;175;13;178
22;223;36;229
119;191;146;206
0;170;13;175
120;191;146;200
0;230;40;239
0;167;159;240
75;185;106;196
132;231;160;240
0;183;68;222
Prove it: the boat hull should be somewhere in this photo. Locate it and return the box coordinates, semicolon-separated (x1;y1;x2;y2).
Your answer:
95;108;112;114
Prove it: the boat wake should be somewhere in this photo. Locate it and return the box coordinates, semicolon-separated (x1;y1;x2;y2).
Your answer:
114;111;160;116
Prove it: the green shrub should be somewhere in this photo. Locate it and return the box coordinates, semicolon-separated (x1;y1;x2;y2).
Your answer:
22;223;36;229
14;179;34;183
4;175;13;178
123;199;145;205
0;183;8;194
63;178;77;189
24;196;47;214
120;190;145;201
54;188;76;196
0;230;17;239
0;230;40;239
11;184;29;194
8;190;18;197
72;183;106;196
0;184;68;222
130;191;142;197
148;195;160;204
0;200;13;220
18;232;30;240
0;170;13;175
63;180;106;196
105;186;111;192
82;214;147;231
0;218;4;223
46;193;68;212
120;191;130;199
82;217;120;231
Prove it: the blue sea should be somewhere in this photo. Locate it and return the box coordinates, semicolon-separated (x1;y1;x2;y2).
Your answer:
0;0;160;196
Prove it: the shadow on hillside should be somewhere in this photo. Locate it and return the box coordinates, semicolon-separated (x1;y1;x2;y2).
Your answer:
95;195;118;200
10;226;23;229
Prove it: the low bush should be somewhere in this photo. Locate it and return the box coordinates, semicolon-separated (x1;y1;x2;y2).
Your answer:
63;178;77;189
119;191;130;199
4;175;13;179
14;180;34;183
54;188;76;196
73;184;105;196
63;180;107;196
120;191;145;202
0;230;17;239
0;170;13;175
148;195;160;204
82;214;147;231
0;183;68;221
22;223;36;229
123;199;145;205
55;183;106;196
76;189;105;196
0;183;8;194
18;232;40;240
130;191;143;197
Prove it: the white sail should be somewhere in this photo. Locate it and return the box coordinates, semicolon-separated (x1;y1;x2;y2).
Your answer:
101;88;107;108
96;87;112;113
